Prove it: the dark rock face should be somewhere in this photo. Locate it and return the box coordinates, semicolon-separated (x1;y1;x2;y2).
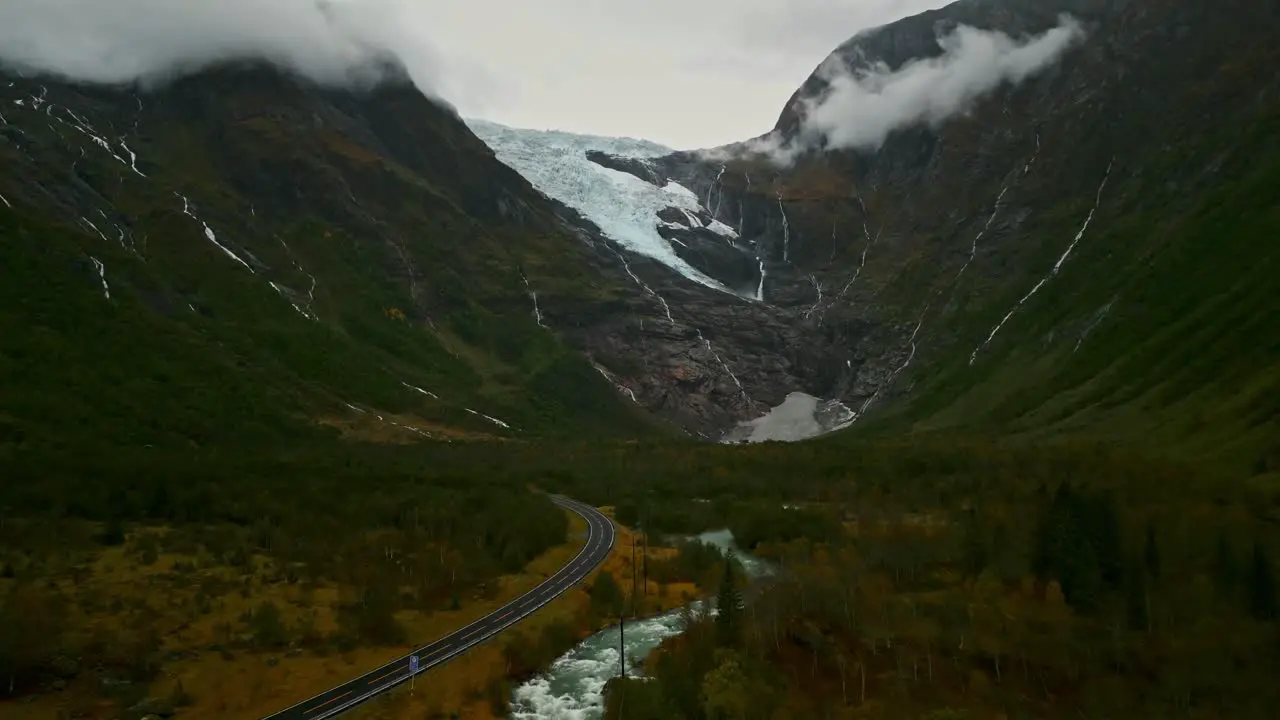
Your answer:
770;0;1123;139
585;150;668;186
5;0;1275;441
582;150;763;297
653;208;760;294
628;0;1280;426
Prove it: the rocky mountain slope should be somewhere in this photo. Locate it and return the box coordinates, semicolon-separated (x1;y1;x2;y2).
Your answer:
551;0;1279;467
464;120;862;436
2;0;1277;463
0;62;866;444
0;63;684;447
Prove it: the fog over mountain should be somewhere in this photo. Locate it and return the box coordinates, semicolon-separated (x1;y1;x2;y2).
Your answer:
0;0;1069;155
0;0;963;148
726;14;1086;164
0;0;448;95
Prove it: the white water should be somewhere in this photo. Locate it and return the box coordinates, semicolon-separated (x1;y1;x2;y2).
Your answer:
465;408;512;430
591;363;639;404
509;605;697;720
10;90;146;181
89;256;110;300
276;236;318;319
831;196;878;310
401;382;438;399
509;531;766;719
58;106;132;171
268;281;314;320
693;529;774;578
707;166;726;218
868;308;928;407
1073;299;1115;353
776;187;791;263
176;193;253;272
80;216;109;243
117;137;146;177
604;243;674;324
694;328;749;404
465;119;745;299
970;159;1114;365
521;272;547;328
955;186;1009;287
1024;132;1042;175
803;275;823;318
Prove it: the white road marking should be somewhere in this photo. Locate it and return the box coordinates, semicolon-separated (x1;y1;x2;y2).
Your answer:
281;499;614;720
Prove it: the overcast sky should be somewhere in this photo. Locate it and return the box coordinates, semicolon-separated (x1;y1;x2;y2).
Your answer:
424;0;952;149
1;0;955;149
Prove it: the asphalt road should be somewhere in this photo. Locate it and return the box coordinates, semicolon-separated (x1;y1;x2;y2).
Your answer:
262;495;616;720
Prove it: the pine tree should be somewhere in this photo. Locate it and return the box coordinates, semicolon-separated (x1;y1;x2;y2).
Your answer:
1143;524;1161;580
1247;542;1277;622
250;601;288;649
590;570;624;617
1035;485;1103;611
1126;563;1150;632
715;552;743;647
1087;491;1123;589
1212;529;1238;600
961;509;988;578
98;517;126;547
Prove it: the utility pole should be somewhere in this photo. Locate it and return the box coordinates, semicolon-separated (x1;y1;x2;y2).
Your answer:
642;490;649;597
618;610;627;718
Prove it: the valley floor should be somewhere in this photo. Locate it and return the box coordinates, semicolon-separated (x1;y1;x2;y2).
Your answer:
0;508;693;720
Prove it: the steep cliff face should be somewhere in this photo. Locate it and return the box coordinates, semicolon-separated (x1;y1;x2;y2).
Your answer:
0;59;862;442
4;0;1277;455
466;120;865;436
601;0;1279;459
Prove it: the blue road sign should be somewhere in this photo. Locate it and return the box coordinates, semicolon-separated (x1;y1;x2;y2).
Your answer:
408;655;419;673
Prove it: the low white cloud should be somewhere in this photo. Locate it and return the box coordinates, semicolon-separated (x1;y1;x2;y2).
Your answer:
409;1;954;149
0;0;447;95
0;2;1085;152
724;14;1086;164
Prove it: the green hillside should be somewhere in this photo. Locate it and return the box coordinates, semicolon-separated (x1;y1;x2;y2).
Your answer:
873;85;1280;476
0;65;663;453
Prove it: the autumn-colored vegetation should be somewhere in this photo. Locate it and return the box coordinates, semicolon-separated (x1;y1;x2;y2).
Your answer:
4;419;1278;720
587;443;1280;719
0;446;573;719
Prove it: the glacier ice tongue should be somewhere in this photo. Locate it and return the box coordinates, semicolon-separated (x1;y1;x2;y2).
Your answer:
662;181;700;204
466;119;747;298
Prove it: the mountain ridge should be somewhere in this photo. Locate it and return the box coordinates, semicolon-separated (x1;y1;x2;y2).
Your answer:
3;0;1278;467
619;0;1280;466
0;61;677;447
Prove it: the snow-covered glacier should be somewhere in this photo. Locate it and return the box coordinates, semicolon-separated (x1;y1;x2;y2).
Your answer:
466;119;746;297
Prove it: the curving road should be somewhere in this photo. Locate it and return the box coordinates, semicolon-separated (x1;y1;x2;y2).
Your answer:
262;495;615;720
